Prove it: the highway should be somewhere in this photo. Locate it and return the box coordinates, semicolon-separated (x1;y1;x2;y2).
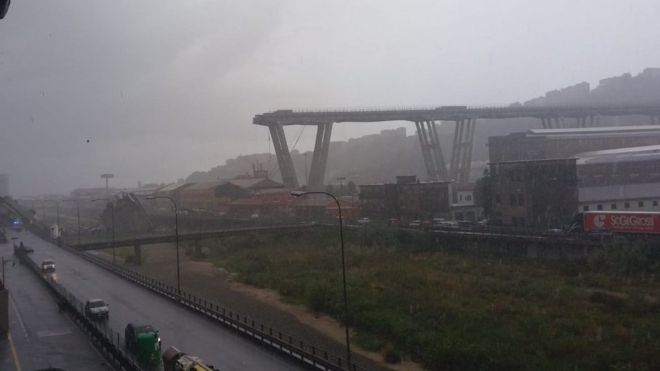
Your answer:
9;229;305;371
0;235;111;371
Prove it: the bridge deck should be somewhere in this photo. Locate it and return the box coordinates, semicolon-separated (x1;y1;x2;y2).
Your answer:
254;105;660;125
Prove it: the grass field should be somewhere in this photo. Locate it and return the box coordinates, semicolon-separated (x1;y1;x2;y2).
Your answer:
204;227;660;371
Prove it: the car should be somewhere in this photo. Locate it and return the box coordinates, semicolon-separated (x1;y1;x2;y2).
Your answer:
408;220;422;228
357;217;371;225
388;218;401;226
457;220;478;230
545;228;565;236
436;221;459;230
41;259;55;273
85;299;109;321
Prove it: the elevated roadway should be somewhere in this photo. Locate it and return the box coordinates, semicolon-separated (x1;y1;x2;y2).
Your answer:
10;229;305;371
254;104;660;126
253;104;660;189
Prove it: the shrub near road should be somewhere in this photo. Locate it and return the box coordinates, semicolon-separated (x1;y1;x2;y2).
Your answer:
208;228;660;371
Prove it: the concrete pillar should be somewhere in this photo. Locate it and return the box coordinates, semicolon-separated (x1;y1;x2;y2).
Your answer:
449;119;476;183
553;117;561;129
459;119;476;183
427;121;448;180
415;121;437;180
268;124;299;189
308;123;333;191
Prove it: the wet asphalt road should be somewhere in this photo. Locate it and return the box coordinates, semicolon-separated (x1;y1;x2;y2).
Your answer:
9;229;305;371
0;233;112;371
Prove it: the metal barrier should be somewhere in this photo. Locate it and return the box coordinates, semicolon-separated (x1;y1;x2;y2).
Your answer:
13;245;144;371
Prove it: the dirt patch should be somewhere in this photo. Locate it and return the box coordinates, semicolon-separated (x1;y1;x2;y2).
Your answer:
99;244;424;371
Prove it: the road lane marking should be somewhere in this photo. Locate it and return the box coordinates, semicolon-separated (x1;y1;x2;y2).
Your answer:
8;332;23;371
36;329;72;338
9;292;28;340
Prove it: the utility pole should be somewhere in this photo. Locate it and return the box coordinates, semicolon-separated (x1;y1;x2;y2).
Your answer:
100;174;114;198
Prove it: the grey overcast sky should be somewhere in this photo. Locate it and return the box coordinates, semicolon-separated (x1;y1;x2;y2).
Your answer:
1;0;659;196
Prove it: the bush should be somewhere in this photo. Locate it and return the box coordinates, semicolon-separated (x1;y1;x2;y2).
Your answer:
305;281;335;313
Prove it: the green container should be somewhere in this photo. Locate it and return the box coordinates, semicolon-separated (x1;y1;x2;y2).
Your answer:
136;332;161;365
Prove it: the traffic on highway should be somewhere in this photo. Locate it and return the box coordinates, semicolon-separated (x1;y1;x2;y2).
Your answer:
8;229;304;371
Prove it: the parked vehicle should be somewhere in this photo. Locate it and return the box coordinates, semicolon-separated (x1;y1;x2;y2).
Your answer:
125;323;161;365
435;221;459;230
408;220;422;228
41;259;55;273
162;346;217;371
84;299;109;321
431;218;446;228
388;218;400;226
357;217;371;225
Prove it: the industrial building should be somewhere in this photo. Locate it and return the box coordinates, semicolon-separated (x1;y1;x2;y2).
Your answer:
489;126;660;163
489;159;578;227
359;176;451;221
577;145;660;212
489;145;660;228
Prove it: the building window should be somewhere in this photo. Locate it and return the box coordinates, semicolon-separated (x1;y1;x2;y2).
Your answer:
466;195;472;201
639;201;644;207
597;204;603;211
517;194;524;206
519;217;525;226
654;200;659;207
611;203;617;210
495;194;502;204
625;202;630;209
510;194;516;206
583;205;589;211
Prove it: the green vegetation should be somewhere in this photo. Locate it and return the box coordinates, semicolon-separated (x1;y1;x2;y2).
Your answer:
206;228;660;371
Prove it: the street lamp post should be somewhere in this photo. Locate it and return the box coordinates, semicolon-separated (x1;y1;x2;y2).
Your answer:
147;195;181;294
291;190;352;370
92;198;116;264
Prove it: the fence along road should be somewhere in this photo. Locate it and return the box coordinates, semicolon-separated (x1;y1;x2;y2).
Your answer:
11;229;305;371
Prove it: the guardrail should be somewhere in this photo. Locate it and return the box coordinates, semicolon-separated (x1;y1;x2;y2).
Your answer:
24;223;366;371
13;245;145;371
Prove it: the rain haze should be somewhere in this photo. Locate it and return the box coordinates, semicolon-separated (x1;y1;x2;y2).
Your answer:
1;0;659;196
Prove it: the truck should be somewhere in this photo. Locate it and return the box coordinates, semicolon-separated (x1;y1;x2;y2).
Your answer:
162;346;217;371
49;224;62;240
576;211;660;235
124;323;161;366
